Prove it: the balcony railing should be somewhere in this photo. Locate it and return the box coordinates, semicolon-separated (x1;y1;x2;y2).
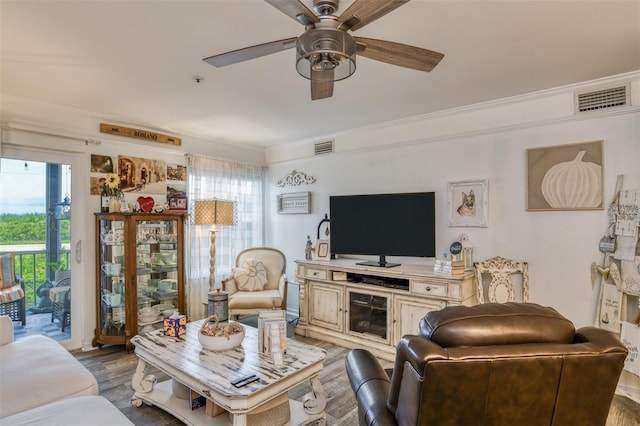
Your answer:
0;249;70;308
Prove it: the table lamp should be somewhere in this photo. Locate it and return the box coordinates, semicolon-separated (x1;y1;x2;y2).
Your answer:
194;199;236;292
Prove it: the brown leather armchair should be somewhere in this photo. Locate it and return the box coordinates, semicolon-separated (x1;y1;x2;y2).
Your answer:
346;303;628;426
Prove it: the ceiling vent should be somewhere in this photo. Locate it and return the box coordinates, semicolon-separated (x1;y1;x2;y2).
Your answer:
314;140;334;155
575;84;629;113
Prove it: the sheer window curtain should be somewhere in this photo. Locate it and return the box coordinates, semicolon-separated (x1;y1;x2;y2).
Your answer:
186;155;264;320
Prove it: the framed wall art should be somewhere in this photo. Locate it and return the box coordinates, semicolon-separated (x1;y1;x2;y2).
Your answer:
448;179;489;227
527;140;603;211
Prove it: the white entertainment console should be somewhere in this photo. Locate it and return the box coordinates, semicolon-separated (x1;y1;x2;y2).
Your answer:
295;258;477;361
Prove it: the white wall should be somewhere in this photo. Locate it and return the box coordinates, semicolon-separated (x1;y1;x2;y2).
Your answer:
1;73;638;348
266;74;640;328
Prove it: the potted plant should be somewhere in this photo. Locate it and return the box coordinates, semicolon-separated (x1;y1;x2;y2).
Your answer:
49;260;70;282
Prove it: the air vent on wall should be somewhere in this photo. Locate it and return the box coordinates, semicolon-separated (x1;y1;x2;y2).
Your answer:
575;84;629;113
314;140;334;155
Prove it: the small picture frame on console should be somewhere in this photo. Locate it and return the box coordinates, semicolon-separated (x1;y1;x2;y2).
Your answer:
314;240;330;261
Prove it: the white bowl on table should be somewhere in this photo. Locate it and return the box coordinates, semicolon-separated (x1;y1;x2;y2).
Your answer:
198;315;245;351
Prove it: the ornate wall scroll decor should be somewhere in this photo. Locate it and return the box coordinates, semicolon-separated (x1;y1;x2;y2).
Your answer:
276;170;316;187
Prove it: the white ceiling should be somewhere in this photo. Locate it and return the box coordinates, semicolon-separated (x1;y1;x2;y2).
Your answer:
1;1;639;149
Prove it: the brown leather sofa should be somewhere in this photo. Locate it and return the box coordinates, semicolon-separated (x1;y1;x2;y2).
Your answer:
346;302;628;426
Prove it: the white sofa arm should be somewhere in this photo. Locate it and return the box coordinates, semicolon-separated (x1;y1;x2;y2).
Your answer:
0;315;15;346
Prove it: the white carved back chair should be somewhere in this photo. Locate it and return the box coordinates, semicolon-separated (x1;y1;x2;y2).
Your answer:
474;256;529;303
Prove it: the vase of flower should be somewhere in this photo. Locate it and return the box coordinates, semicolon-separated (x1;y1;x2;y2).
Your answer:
104;173;123;212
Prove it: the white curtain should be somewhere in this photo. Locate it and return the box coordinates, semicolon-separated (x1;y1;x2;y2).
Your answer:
186;155;264;319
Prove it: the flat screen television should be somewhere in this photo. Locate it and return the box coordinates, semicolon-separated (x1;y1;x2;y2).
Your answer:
329;192;436;268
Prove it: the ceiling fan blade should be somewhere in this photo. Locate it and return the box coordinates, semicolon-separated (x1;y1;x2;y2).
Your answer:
203;37;297;67
338;0;409;31
311;69;334;100
265;0;319;25
354;37;444;72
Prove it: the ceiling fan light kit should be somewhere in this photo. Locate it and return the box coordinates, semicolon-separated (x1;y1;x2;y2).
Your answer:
203;0;444;100
296;26;356;81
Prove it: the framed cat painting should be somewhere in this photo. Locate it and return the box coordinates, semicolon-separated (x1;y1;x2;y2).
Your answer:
448;179;489;227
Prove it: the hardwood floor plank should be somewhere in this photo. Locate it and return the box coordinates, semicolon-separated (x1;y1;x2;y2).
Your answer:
72;321;639;425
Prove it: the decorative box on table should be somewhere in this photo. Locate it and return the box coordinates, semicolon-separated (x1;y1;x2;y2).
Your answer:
163;314;186;337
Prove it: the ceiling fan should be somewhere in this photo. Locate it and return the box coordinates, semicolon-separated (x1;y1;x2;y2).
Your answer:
203;0;444;100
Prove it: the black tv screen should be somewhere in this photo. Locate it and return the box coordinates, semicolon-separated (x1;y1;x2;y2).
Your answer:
330;192;436;268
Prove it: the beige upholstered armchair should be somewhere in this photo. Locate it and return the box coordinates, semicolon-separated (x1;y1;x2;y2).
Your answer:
221;248;287;319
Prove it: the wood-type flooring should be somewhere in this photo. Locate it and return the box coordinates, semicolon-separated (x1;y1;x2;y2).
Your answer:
73;319;639;426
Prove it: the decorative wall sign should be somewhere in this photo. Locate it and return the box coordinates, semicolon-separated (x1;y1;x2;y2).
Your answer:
277;192;311;214
276;170;316;187
527;140;603;211
100;123;182;146
448;179;489;227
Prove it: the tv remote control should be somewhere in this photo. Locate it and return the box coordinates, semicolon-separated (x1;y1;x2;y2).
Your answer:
231;373;259;388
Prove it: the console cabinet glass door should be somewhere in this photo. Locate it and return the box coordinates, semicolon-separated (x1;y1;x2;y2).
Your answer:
94;213;186;348
95;216;128;347
346;288;390;344
136;218;181;335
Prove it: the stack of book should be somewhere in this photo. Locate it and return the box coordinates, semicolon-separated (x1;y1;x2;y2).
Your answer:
434;259;465;275
258;310;287;355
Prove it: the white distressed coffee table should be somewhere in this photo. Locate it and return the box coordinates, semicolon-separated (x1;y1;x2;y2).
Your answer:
130;320;327;426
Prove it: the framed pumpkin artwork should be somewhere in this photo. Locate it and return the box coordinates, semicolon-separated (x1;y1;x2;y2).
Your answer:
527;140;604;211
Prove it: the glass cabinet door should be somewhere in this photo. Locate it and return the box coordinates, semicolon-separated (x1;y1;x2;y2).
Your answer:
136;218;179;333
98;218;126;337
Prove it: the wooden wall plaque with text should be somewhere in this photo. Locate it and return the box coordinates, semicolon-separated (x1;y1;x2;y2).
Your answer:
100;123;182;146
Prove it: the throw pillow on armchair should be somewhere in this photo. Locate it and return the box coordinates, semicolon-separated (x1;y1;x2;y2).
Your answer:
233;258;268;291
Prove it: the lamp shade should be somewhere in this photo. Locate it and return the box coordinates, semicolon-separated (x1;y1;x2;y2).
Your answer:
194;199;235;226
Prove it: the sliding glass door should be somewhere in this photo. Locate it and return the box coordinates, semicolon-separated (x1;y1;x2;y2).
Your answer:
0;146;82;348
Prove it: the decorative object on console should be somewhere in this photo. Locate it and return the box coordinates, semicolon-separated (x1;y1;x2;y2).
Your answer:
275;170;316;187
527;140;603;211
314;240;330;261
193;199;236;293
448;179;488;227
305;236;313;260
277;191;311;214
458;233;475;271
317;213;330;239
